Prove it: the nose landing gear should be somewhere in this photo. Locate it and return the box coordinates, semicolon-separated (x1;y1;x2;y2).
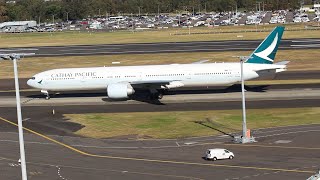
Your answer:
41;90;50;100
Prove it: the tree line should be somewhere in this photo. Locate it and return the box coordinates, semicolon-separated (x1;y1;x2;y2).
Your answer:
0;0;303;23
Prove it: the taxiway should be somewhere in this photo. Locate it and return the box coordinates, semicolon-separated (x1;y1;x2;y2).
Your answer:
1;38;320;57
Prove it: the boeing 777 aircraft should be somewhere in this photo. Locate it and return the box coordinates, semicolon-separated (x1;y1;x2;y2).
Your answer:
27;26;288;100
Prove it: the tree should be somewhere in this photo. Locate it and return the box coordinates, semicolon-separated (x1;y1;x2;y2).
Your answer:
0;2;8;22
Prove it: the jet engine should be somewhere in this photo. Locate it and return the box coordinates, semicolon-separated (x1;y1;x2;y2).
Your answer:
107;83;135;99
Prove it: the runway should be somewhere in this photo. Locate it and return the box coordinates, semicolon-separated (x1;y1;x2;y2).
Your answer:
1;38;320;57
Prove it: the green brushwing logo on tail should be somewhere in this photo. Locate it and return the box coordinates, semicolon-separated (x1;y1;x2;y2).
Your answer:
246;26;284;64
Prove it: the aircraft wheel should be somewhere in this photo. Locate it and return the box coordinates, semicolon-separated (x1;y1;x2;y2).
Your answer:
157;93;163;99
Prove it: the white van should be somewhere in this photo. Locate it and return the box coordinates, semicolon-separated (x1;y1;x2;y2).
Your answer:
205;148;234;161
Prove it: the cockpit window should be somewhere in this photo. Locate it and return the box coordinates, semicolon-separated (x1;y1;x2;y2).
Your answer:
31;77;35;80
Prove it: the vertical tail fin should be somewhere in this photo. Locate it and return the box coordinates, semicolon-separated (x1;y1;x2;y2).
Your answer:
246;26;284;64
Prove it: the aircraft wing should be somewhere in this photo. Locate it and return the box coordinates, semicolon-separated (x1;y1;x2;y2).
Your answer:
130;80;172;85
129;80;184;89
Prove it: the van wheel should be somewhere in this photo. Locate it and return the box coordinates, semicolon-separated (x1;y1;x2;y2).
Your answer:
213;157;217;161
229;155;234;159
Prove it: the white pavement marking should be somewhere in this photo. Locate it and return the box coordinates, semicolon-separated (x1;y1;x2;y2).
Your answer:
291;44;320;47
59;47;120;51
254;125;320;134
56;166;68;180
8;163;20;167
22;118;30;122
184;142;198;145
274;140;292;144
256;130;320;138
0;139;55;145
292;40;320;42
0;48;39;51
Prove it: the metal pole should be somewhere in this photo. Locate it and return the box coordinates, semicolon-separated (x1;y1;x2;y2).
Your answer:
66;12;69;22
193;6;194;16
13;58;28;180
205;3;206;13
240;59;247;140
138;7;140;17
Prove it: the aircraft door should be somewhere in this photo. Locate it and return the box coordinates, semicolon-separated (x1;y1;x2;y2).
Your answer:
186;72;192;80
138;72;144;81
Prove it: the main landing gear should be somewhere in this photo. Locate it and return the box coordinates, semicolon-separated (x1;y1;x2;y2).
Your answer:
41;90;50;100
149;89;165;100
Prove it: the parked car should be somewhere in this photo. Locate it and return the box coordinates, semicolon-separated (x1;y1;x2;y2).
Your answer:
205;148;234;161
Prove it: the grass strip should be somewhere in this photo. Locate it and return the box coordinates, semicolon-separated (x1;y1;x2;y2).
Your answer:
65;107;320;139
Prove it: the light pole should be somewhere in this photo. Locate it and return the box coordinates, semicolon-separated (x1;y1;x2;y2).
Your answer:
0;53;35;180
240;57;247;141
232;56;256;144
239;56;256;143
138;6;141;17
13;55;27;180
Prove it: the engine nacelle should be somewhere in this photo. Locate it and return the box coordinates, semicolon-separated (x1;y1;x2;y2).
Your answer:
107;83;135;99
161;81;184;89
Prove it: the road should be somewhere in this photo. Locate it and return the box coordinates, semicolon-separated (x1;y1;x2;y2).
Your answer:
0;38;320;57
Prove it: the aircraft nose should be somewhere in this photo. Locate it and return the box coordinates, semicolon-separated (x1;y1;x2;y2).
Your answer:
27;79;35;88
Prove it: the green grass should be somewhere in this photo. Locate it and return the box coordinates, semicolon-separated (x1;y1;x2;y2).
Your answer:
1;49;319;79
0;24;319;47
65;107;320;139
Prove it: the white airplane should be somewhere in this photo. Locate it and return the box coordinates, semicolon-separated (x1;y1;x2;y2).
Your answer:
27;26;288;100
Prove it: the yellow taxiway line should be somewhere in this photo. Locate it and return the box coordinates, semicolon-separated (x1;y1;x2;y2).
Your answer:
0;116;316;174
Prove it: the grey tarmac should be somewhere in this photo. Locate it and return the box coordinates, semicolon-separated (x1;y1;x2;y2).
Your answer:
0;38;320;57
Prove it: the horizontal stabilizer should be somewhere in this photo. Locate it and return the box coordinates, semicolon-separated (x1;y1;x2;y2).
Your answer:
274;61;290;65
192;59;210;64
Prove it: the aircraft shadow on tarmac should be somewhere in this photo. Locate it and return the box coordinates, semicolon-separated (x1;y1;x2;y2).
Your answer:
26;85;269;105
102;95;165;105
